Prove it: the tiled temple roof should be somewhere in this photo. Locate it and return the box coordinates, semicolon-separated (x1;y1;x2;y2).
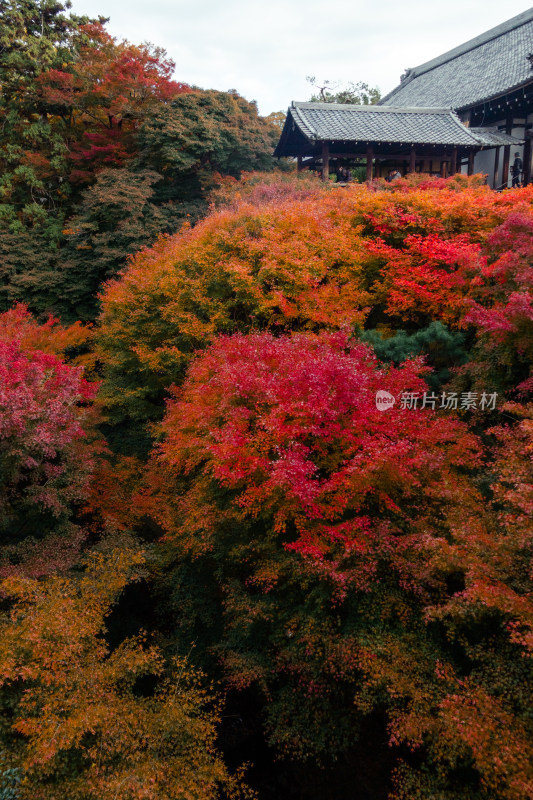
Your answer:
273;102;520;157
381;9;533;110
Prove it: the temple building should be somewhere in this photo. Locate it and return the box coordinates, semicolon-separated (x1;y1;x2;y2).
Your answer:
274;9;533;186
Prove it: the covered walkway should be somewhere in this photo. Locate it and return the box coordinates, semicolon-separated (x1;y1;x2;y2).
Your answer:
274;102;522;181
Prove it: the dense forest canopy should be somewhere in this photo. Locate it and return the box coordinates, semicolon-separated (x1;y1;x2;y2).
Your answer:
0;0;279;322
0;3;532;800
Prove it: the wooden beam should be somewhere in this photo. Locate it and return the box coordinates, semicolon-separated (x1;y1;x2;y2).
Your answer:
328;151;432;161
330;152;408;161
321;141;329;182
328;152;367;160
297;155;303;172
441;160;448;179
326;150;466;165
468;151;475;176
366;145;373;182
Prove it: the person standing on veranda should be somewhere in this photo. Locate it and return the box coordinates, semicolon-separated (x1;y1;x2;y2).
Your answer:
511;151;523;188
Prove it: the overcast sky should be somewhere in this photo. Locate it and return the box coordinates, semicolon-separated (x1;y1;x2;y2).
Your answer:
70;0;533;116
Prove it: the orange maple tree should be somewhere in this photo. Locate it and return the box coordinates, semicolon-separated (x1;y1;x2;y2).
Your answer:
0;544;248;800
97;175;533;430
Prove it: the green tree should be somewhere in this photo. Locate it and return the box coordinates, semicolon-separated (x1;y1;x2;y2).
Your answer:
265;110;286;129
0;224;62;315
0;170;169;321
359;321;469;390
136;89;279;207
306;76;381;104
0;1;196;323
0;0;102;222
1;17;280;323
56;169;168;321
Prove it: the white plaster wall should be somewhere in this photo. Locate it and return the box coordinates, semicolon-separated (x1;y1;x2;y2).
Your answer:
473;117;504;187
473;118;527;189
474;147;497;184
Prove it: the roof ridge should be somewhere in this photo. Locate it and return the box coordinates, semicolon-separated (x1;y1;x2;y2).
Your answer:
293;101;453;114
381;8;533;103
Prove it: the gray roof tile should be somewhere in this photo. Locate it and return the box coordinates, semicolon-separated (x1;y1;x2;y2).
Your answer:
381;9;533;109
468;127;524;146
276;103;492;150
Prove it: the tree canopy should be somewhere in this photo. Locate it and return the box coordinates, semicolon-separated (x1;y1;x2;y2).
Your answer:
306;76;381;104
0;5;532;795
0;1;279;322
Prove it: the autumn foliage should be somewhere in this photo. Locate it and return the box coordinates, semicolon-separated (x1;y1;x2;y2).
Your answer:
0;545;244;800
141;330;531;798
37;22;191;181
98;174;533;427
0;2;279;322
154;330;479;565
0;306;98;528
1;166;532;800
0;340;95;514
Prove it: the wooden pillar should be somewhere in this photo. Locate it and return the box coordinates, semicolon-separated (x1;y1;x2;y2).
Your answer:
297;155;303;172
501;115;513;189
493;147;500;189
441;159;448;179
366;145;373;182
321;141;329;182
502;145;511;189
409;146;416;173
468;150;475;176
523;123;532;186
451;147;458;174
